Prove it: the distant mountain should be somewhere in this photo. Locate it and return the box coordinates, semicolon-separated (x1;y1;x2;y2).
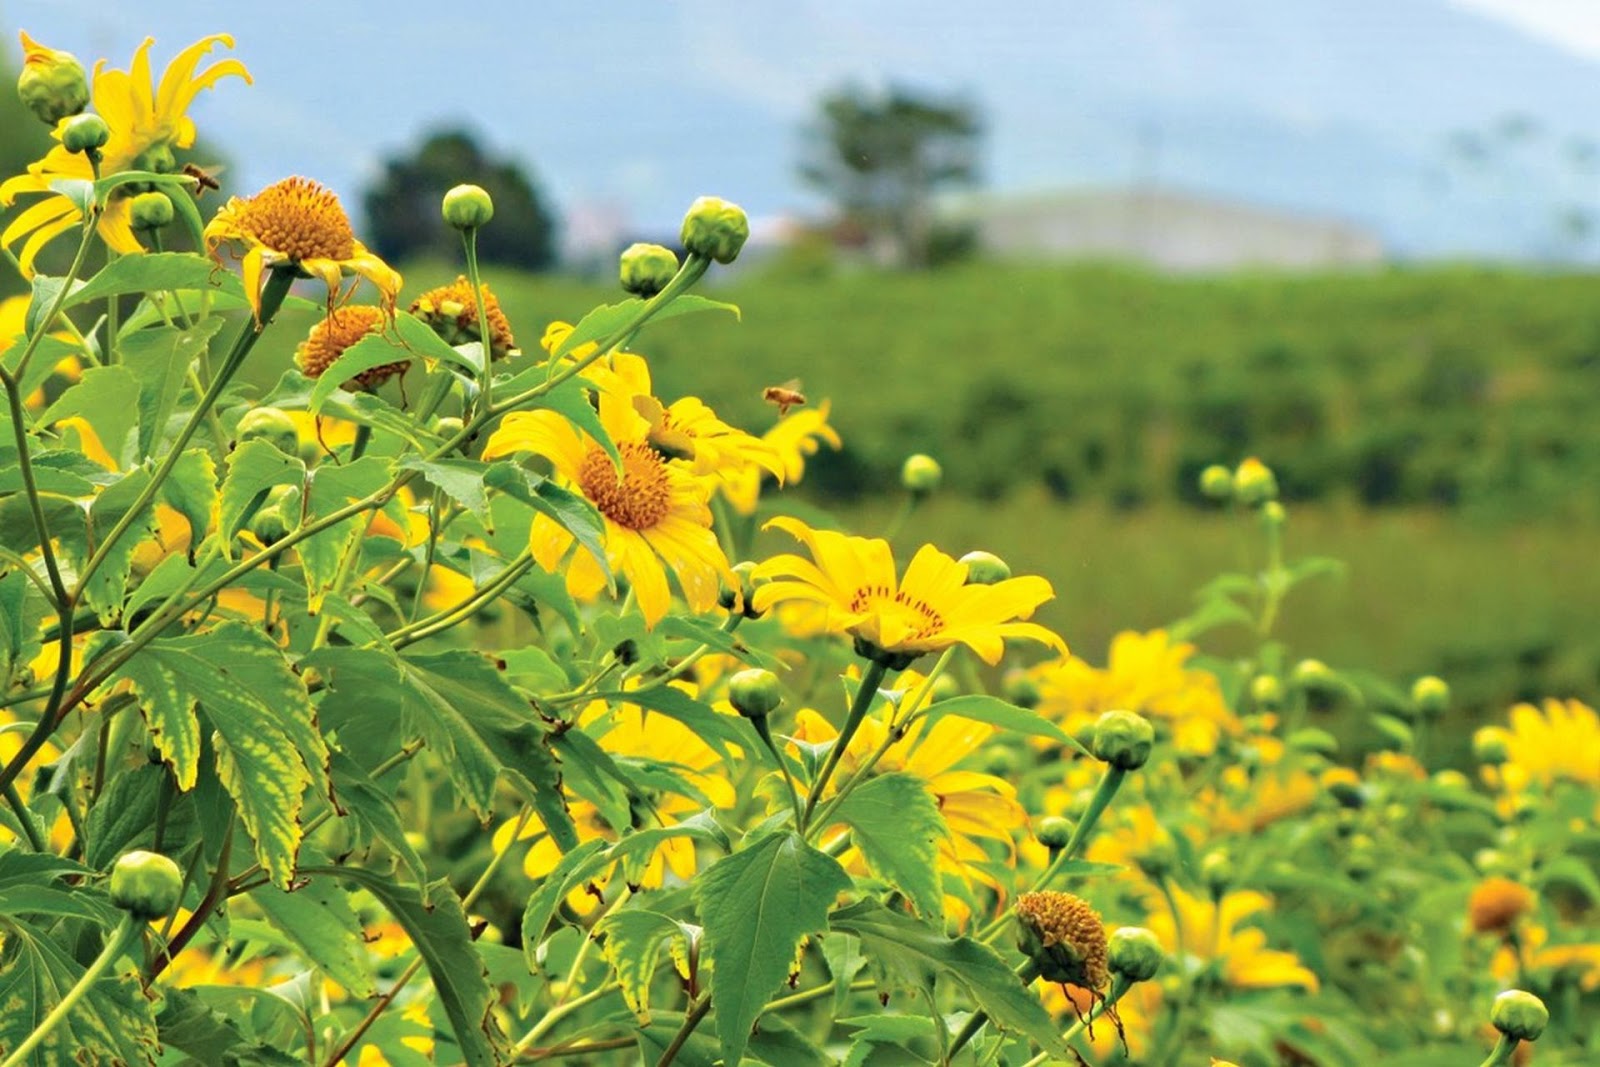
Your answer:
14;0;1600;260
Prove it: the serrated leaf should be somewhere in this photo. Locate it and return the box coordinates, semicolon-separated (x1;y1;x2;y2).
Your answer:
0;918;160;1066
521;839;612;968
694;831;850;1066
112;623;328;887
251;873;377;998
82;763;165;869
299;455;391;609
220;437;305;544
595;908;686;1021
329;750;428;885
121;318;225;458
83;468;158;623
308;869;510;1067
398;457;490;519
829;772;945;921
829;899;1069;1057
161;448;218;548
40;364;140;467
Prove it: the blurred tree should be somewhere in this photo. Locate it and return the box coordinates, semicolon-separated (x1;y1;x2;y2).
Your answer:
799;85;982;269
363;128;556;270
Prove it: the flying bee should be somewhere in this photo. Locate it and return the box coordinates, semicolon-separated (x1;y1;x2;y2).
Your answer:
181;163;223;197
762;379;806;416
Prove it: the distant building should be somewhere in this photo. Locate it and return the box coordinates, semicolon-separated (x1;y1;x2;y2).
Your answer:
945;186;1385;271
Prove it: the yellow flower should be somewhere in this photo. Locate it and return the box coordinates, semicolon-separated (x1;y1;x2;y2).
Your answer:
295;304;405;390
1146;885;1319;992
1031;630;1237;756
1;34;251;274
720;402;842;515
482;381;733;628
410;276;519;360
204;176;401;319
495;692;735;897
753;516;1064;665
1497;698;1600;790
791;686;1026;923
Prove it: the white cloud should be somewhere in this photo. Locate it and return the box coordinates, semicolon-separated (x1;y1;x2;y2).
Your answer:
1452;0;1600;59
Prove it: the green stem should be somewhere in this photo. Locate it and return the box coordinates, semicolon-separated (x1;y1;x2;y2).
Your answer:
8;221;97;382
800;658;891;836
750;714;804;828
980;766;1128;945
512;981;623;1053
3;780;45;852
461;230;495;422
386;550;534;648
76;270;295;595
654;995;712;1067
945;961;1041;1063
0;915;140;1067
1477;1034;1517;1067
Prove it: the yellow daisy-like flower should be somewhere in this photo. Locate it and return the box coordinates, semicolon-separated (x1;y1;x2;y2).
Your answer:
792;692;1025;924
410;275;519;360
203;176;401;319
1031;630;1238;756
1;33;251;274
482;384;733;628
1497;698;1600;791
295;304;406;390
494;692;736;901
1145;885;1319;992
720;402;842;515
752;516;1064;665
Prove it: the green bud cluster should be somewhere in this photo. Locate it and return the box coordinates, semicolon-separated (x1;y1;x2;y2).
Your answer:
109;850;184;920
619;242;680;298
681;196;749;264
1092;710;1154;771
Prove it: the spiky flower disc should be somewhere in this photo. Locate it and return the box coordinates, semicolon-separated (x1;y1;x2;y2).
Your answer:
1015;890;1109;990
410;275;518;360
295;305;406;390
1468;877;1535;935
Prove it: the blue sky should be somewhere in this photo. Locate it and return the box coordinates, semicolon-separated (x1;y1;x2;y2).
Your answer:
10;1;1600;256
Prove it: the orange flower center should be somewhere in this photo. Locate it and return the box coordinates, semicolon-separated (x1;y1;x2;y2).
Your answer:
235;176;356;262
849;584;946;640
578;442;672;530
294;305;404;389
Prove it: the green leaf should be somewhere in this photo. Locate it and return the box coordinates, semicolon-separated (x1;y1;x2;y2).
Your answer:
616;684;747;765
251;874;378;998
299;455;391;609
121;318;225;458
0;572;45;686
156;988;289;1067
694;831;850;1066
520;839;611;968
112;623;329;887
40;364;140;466
398;457;490;520
0;918;161;1066
924;694;1086;752
554;294;739;358
83;468;158;623
307;869;511;1067
595;908;689;1020
529;377;619;465
329;750;428;885
482;462;611;586
82;763;165;869
829;899;1069;1057
829;772;945;921
220;437;305;544
161;448;218;548
24;274;80;340
63;251;231;310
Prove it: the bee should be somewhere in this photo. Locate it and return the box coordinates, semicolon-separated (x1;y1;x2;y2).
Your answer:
762;379;806;416
182;163;223;197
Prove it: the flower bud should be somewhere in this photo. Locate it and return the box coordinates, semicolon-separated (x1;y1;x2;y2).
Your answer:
109;849;184;920
1035;815;1073;851
1287;727;1338;757
1490;990;1548;1042
1411;675;1450;718
619;242;680;298
1107;927;1164;983
1092;709;1154;771
1201;850;1234;896
680;195;749;264
249;487;298;547
61;112;110;155
1473;726;1512;766
442;183;494;231
129;191;175;233
728;668;782;720
236;407;300;456
959;550;1010;585
16;32;89;126
1233;457;1278;505
1291;658;1334;692
900;454;942;495
1199;464;1234;501
1249;674;1284;712
1003;670;1041;709
718;560;761;618
1261;500;1286;526
433;416;465;437
1014;891;1108;988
